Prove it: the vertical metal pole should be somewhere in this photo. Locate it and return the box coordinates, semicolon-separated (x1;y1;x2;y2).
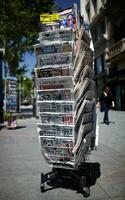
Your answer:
31;69;36;117
23;78;24;103
23;77;26;103
19;77;21;108
17;78;20;113
0;51;4;124
4;77;7;112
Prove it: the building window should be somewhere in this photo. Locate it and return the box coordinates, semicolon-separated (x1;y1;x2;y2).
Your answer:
92;28;97;43
101;54;105;71
95;54;105;74
97;20;106;38
101;20;106;34
94;59;97;74
97;78;104;97
86;2;90;21
92;0;97;14
96;57;102;73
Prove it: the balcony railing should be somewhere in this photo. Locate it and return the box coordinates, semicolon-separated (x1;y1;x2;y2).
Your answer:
107;38;125;60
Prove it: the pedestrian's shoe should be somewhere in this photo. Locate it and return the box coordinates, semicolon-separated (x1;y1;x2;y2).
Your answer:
104;121;109;125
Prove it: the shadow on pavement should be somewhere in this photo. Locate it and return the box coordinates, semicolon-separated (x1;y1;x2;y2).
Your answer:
6;125;27;130
41;162;101;197
16;125;27;129
100;121;115;125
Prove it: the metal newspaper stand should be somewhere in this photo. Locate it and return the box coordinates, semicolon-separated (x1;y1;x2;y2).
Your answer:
34;28;100;197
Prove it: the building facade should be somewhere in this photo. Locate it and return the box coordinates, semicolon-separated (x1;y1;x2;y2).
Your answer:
80;0;125;110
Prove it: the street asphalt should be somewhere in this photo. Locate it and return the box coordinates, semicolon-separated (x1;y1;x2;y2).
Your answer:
0;109;125;200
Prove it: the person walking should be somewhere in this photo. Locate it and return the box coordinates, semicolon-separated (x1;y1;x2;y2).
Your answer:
99;86;115;125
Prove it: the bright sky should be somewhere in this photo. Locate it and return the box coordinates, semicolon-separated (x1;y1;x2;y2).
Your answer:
55;0;80;9
24;0;80;78
23;52;36;78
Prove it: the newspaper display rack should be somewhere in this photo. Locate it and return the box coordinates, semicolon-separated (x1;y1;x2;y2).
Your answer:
5;76;18;129
34;27;99;196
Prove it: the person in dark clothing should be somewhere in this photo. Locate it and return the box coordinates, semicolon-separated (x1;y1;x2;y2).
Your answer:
99;86;115;125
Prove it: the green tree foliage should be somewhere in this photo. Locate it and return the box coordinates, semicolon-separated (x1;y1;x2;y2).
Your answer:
16;76;32;104
0;0;55;75
23;77;32;99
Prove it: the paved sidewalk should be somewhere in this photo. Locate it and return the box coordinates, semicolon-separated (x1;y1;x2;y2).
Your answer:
0;111;125;200
97;109;125;154
90;109;125;199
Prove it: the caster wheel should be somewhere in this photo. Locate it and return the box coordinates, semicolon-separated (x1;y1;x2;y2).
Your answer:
40;173;45;192
95;146;97;150
40;185;45;193
82;187;90;197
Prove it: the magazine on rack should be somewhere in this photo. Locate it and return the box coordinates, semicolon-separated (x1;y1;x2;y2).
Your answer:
35;65;73;78
39;136;74;163
72;122;93;154
37;52;73;67
75;79;95;105
39;113;73;125
79;65;94;82
75;90;95;113
39;28;73;42
37;124;73;137
73;132;92;168
34;41;73;55
37;101;73;113
37;89;74;101
36;76;73;90
74;51;93;82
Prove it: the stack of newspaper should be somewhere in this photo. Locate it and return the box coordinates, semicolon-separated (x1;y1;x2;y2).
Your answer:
34;28;75;166
72;27;96;168
34;27;96;169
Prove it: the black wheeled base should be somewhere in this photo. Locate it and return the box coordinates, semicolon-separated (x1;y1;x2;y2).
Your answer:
40;162;100;197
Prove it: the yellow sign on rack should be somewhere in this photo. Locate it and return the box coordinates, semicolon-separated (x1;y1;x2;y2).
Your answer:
40;13;60;24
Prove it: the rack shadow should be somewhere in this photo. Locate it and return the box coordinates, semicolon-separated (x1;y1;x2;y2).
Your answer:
40;162;101;197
